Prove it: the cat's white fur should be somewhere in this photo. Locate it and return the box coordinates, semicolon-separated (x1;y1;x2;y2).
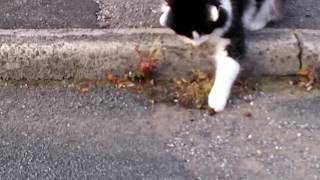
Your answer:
209;52;240;112
209;6;219;22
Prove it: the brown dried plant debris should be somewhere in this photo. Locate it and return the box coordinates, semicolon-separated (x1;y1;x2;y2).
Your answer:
140;71;258;112
173;70;213;109
106;38;259;113
244;112;253;119
80;87;90;93
290;65;319;91
107;39;162;88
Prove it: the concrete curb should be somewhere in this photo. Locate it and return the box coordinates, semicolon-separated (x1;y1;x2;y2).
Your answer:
296;29;320;69
0;28;318;80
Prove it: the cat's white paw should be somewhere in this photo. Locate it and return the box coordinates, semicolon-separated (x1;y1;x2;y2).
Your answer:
208;55;240;113
208;89;228;112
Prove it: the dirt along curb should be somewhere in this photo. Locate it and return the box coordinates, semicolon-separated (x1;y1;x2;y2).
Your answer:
0;28;318;81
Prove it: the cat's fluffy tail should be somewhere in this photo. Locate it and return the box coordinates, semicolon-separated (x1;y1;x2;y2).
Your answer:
243;0;285;31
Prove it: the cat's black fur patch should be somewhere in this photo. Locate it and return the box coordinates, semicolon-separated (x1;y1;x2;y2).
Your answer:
165;0;229;38
223;0;250;58
256;0;265;12
164;0;259;59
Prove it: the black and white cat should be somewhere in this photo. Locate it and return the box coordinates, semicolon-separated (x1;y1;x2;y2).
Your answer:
160;0;284;112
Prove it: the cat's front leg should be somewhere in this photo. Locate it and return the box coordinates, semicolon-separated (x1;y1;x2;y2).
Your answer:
208;51;240;112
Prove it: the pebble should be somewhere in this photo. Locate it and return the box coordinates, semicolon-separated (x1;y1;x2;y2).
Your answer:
257;150;262;155
275;146;282;150
167;143;175;148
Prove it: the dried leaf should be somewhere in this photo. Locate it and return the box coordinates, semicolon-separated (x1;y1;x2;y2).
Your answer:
244;112;253;118
133;40;162;81
148;37;162;59
148;47;161;60
173;70;213;110
80;87;90;93
192;69;209;81
117;81;136;88
139;61;154;76
127;70;144;82
107;72;118;84
296;65;318;90
297;65;317;84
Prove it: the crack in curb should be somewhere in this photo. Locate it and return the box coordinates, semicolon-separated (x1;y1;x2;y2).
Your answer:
292;30;303;69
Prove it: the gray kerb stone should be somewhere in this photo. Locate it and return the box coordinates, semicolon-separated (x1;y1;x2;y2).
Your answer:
297;29;320;70
0;28;309;80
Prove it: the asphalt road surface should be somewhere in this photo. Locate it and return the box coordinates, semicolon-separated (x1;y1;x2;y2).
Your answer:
0;0;99;29
0;81;320;179
0;0;319;29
